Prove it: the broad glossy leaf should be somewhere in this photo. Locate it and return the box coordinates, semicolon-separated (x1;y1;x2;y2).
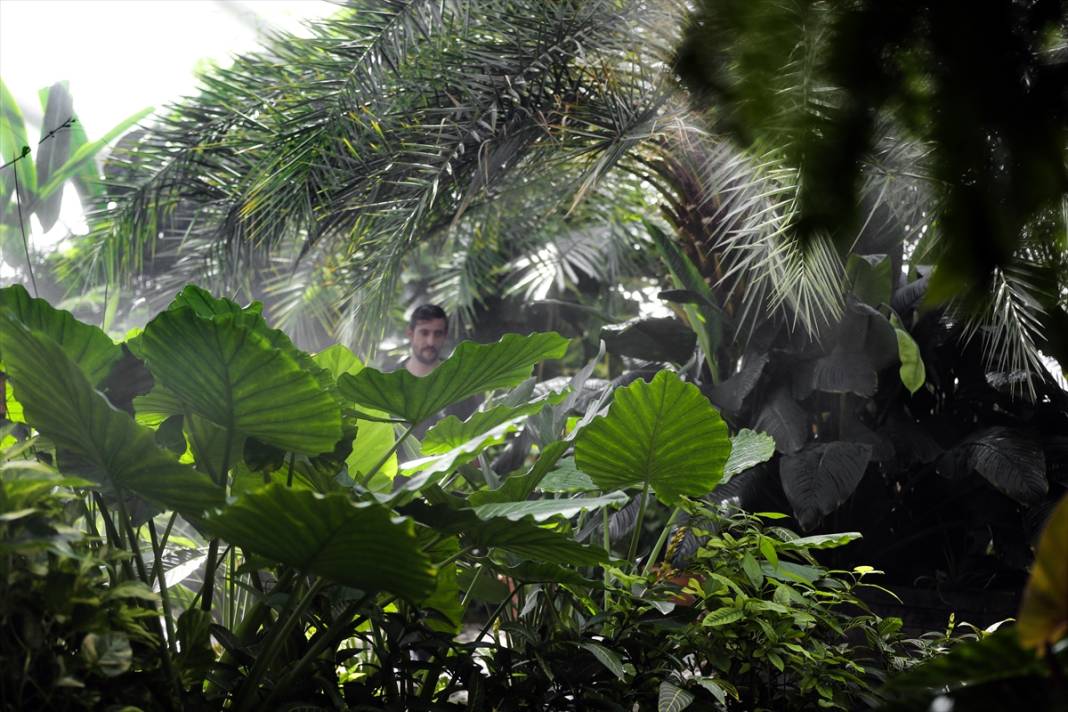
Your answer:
494;560;599;586
420;536;462;633
780;442;872;531
808;348;877;397
205;484;434;600
580;642;625;680
140;307;341;454
890;313;926;394
658;680;695;712
0;283;120;385
133;386;185;428
967;427;1047;505
538;457;596;493
754;388;808;454
338;332;569;424
401;501;609;566
1018;493;1068;652
602;316;696;363
0;314;222;515
400;420;515;478
167;284;261;316
887;627;1042;692
467;440;569;505
575;370;730;504
34;82;74;230
472;491;628;522
777;532;862;551
35;105;153;198
723;429;776;482
1;78;36;202
707;354;769;419
422;390;567;455
312;344;398;483
846;253;892;307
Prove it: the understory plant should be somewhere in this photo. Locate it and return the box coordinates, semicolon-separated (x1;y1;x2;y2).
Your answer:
0;282;1041;710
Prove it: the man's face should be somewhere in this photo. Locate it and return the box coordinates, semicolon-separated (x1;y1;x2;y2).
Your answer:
407;318;447;365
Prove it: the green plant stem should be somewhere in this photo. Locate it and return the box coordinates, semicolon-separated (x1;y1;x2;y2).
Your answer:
148;518;178;655
234;577;328;712
460;565;483;609
147;512;178;585
259;593;373;710
228;546;237;630
200;538;220;612
602;507;611;610
641;506;681;577
286;451;295;487
116;491;180;709
626;483;651;568
361;422;415;487
201;420;235;612
115;493;149;584
11;166;37;296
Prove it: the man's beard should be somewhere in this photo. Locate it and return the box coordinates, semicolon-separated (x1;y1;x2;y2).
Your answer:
413;347;439;365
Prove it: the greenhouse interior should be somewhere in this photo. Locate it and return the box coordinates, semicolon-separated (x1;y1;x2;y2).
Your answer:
0;1;1066;710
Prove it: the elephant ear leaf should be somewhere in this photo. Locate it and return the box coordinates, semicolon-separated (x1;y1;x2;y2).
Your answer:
723;429;776;483
0;283;120;386
205;484;435;600
1018;493;1068;653
338;332;569;424
0;314;222;515
166;283;262;316
574;370;730;504
139;307;342;455
967;427;1047;505
780;442;871;531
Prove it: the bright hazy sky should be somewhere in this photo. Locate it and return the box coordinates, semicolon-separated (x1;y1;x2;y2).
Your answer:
0;0;335;259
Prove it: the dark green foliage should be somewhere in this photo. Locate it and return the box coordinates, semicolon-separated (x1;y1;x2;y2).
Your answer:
676;0;1068;368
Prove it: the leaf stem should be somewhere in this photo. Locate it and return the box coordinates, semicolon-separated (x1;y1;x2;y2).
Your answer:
234;577;328;712
641;505;681;577
626;483;651;567
361;422;414;487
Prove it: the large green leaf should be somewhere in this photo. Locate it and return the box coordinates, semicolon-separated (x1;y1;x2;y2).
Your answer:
658;680;695;712
780;442;872;531
537;457;597;493
1;78;36;206
421;390;568;455
312;344;398;483
0;283;120;385
338;332;569;424
967;427;1047;505
35;105;153;199
401;501;609;566
471;491;629;522
1018;493;1068;652
400;420;515;478
890;313;926;394
205;484;434;600
34;82;74;231
754;388;808;454
0;314;222;515
467;440;570;506
723;429;776;482
574;370;730;504
139;307;342;455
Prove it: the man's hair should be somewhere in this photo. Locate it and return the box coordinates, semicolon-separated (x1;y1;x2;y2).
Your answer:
408;304;447;329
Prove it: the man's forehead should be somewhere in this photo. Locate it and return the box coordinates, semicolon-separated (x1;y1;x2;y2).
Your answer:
411;318;447;332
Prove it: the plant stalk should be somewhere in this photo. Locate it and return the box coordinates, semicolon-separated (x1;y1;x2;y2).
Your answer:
234;577;328;712
641;506;681;577
361;422;415;487
626;483;652;568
